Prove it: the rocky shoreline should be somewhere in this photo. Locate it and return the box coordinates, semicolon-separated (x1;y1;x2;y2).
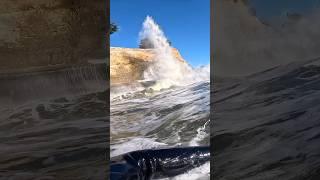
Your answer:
110;47;187;85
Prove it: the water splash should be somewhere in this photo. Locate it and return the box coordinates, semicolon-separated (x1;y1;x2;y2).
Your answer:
139;16;209;90
189;119;210;146
111;137;167;157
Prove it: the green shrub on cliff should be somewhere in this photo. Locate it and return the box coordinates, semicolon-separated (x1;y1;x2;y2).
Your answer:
110;22;118;35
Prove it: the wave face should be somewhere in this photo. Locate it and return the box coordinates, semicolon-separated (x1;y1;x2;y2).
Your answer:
0;64;108;179
111;16;210;179
0;91;108;179
111;82;210;180
213;57;320;179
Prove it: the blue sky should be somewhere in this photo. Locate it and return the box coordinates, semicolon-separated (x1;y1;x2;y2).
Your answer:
110;0;210;67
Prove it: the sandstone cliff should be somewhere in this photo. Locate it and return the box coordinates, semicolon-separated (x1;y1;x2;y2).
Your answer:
110;47;186;85
0;0;107;73
214;0;320;77
213;0;269;77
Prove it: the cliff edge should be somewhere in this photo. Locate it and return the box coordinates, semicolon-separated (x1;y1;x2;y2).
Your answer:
110;47;187;85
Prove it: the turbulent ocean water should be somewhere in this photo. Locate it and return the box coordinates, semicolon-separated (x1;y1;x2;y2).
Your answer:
0;64;108;180
110;16;210;179
213;57;320;180
110;81;210;180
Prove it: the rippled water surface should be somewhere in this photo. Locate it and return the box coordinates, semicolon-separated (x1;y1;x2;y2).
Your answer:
213;58;320;180
111;81;210;180
0;66;108;180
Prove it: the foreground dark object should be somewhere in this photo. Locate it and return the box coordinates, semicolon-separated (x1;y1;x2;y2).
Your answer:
110;146;210;180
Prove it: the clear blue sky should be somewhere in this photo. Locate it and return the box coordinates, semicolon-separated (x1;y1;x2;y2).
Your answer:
110;0;210;67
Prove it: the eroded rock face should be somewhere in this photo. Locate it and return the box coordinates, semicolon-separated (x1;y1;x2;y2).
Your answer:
110;47;186;85
214;0;320;77
0;0;107;73
213;0;269;77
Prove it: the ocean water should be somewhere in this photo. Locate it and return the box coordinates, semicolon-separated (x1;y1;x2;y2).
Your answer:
213;57;320;179
0;65;108;180
110;81;210;180
110;16;210;179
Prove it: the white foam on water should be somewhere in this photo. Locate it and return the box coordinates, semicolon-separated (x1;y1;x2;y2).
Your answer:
139;16;209;90
110;137;167;157
194;65;210;81
110;16;209;98
110;83;146;100
189;120;210;146
161;162;210;180
110;16;210;180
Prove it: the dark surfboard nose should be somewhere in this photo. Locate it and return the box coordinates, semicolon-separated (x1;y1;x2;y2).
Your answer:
110;146;210;180
145;146;210;178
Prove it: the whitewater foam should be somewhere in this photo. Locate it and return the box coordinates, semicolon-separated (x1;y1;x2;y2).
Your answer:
110;16;209;99
110;137;167;157
110;16;210;180
189;120;210;146
168;162;210;180
138;16;209;89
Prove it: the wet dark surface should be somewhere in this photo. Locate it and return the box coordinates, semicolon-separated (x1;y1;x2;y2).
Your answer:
213;58;320;180
0;66;108;180
111;81;210;179
110;146;210;180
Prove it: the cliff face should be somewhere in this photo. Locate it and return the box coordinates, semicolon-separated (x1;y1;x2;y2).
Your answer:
110;47;186;85
213;0;270;77
0;0;107;73
214;0;320;77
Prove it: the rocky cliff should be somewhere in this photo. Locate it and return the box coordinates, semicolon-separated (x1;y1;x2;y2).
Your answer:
0;0;107;73
214;0;320;77
213;0;270;77
110;47;186;85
